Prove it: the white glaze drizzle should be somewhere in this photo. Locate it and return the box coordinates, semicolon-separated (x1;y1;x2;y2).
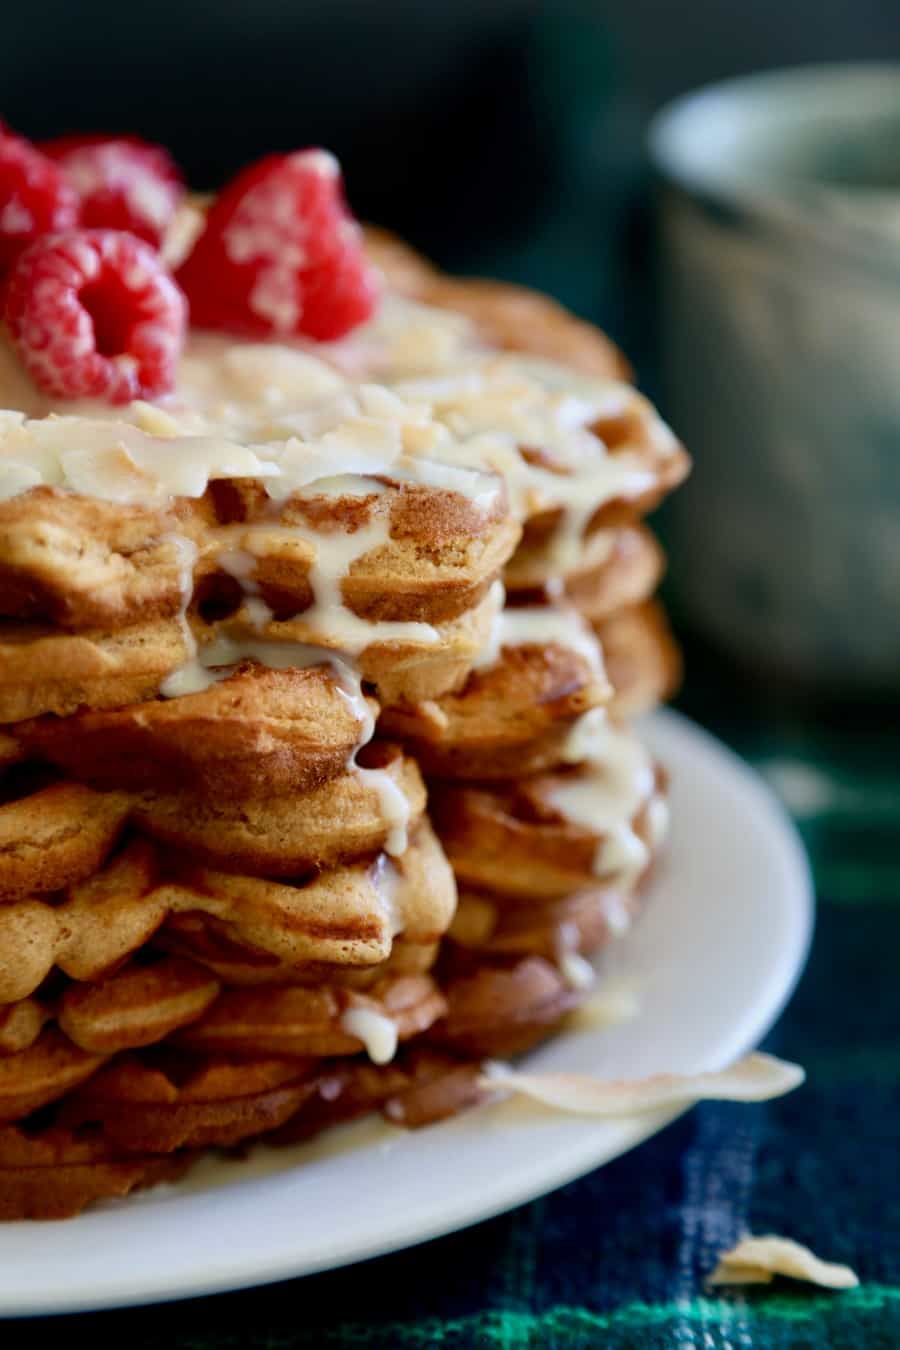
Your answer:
280;503;440;654
544;724;663;888
559;951;597;991
340;1007;399;1065
158;535;200;697
561;706;609;765
474;595;606;683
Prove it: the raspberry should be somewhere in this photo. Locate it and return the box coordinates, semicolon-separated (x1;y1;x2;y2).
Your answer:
40;134;184;249
4;229;187;402
176;149;378;340
299;244;381;341
0;125;80;272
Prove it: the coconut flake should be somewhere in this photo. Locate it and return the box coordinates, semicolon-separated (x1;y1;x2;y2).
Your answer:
707;1235;859;1290
478;1052;804;1116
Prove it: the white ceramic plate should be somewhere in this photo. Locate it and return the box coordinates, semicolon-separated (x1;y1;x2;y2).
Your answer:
0;709;812;1318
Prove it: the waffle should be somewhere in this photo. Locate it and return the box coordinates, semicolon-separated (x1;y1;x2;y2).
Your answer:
0;819;456;1004
59;1051;323;1154
0;616;192;723
57;958;222;1055
133;742;425;872
0;772;129;901
0;1030;107;1122
15;661;379;797
0;429;518;648
378;612;610;779
155;916;444;988
447;884;636;967
598;600;682;718
270;1046;489;1142
210;579;503;706
0;999;49;1055
0;486;208;629
0;1123;194;1220
0;961;219;1058
430;732;667;901
505;523;664;621
157;821;455;988
428;956;582;1059
0;962;443;1065
199;474;518;630
173;975;445;1059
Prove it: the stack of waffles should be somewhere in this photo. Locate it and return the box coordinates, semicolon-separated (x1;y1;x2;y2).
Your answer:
0;227;688;1218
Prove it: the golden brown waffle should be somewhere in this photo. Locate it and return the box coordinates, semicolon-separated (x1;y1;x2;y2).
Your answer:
0;1123;194;1220
0;486;208;629
0;1037;489;1216
201;477;518;629
156;917;443;989
447;885;637;966
15;661;378;797
506;524;665;621
0;571;503;723
430;759;666;902
0;1030;107;1122
0;966;443;1063
0;819;456;1003
202;581;502;708
0;773;129;902
59;1051;323;1154
428;956;581;1058
598;600;682;718
0;472;517;637
378;639;609;780
0;617;191;723
173;975;445;1059
0;961;220;1058
0;469;519;723
513;416;689;545
133;742;426;873
57;959;222;1055
271;1046;489;1143
363;226;631;381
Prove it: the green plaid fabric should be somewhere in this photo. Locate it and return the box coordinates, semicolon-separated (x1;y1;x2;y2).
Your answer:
32;651;900;1346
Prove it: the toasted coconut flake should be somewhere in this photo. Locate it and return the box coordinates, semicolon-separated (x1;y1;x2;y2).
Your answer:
478;1052;804;1116
708;1235;859;1290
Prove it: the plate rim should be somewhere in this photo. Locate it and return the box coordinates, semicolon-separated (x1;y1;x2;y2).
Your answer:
0;708;814;1318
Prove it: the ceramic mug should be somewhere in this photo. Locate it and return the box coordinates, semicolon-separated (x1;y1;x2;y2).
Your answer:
649;65;900;692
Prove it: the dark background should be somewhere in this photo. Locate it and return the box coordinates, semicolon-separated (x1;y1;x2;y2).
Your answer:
5;0;900;368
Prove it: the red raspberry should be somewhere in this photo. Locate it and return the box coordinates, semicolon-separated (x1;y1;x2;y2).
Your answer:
299;243;381;341
40;134;184;249
0;125;80;272
4;229;187;402
176;149;378;340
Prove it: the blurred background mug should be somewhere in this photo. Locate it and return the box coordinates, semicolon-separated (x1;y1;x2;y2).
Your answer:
650;65;900;694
